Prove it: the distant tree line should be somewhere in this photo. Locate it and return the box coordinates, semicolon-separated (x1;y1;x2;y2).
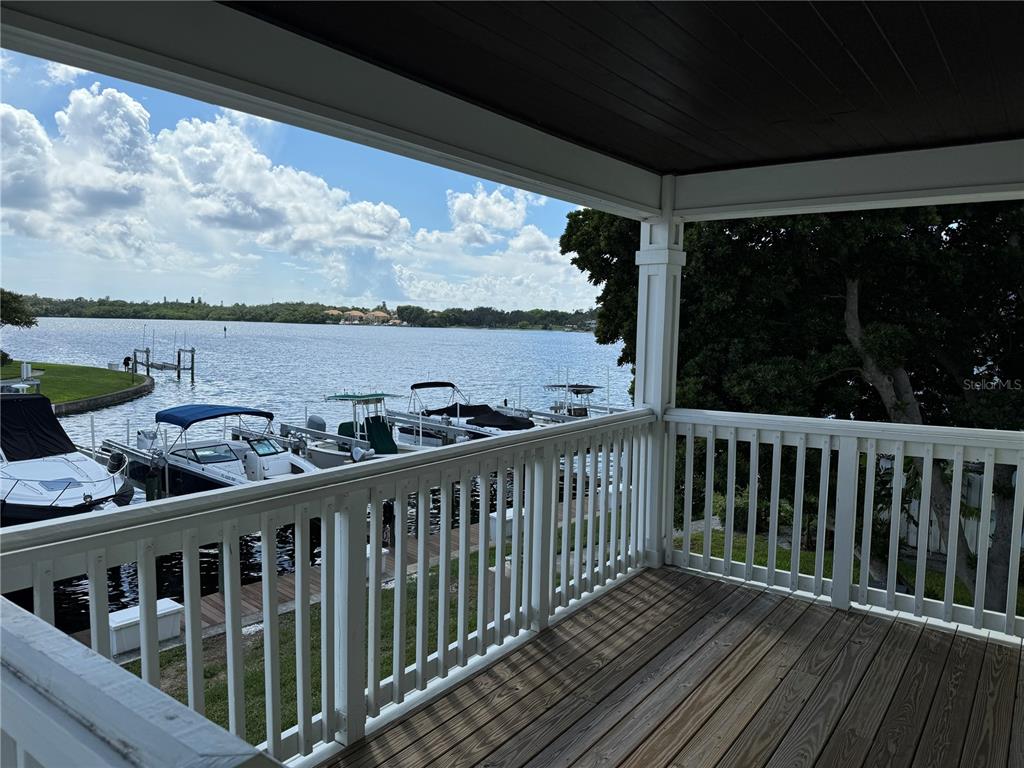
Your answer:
18;295;345;324
13;294;596;330
395;304;596;330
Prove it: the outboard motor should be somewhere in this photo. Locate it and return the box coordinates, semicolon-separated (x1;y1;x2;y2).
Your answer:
105;451;127;474
136;429;157;450
306;414;327;433
243;450;265;481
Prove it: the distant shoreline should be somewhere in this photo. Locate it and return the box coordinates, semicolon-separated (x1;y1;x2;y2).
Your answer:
31;315;595;333
20;295;597;333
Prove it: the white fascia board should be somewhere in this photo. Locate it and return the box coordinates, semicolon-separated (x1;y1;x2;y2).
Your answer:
673;139;1024;221
0;1;661;218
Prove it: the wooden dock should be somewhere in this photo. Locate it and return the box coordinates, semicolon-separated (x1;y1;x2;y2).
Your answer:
197;520;487;634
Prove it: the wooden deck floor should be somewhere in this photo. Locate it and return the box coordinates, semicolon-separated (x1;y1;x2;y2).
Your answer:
327;567;1023;768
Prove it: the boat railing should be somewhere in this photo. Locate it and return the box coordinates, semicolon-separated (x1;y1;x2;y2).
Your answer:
0;408;657;765
272;421;373;452
385;408;495;438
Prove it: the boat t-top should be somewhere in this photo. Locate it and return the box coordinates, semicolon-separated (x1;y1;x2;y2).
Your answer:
280;393;391;468
106;404;320;498
545;383;603;418
1;393;133;526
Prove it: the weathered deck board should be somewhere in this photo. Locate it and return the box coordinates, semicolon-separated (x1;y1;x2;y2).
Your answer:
861;628;954;768
913;633;988;767
1011;650;1024;767
336;571;667;768
320;568;1023;768
370;571;701;768
712;610;864;768
959;640;1021;768
813;619;922;767
666;605;836;768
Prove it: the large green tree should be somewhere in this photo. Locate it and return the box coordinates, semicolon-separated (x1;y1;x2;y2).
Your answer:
0;288;38;329
563;201;1023;610
0;288;38;366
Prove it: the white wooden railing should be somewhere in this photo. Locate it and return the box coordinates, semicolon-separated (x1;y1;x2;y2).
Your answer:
0;409;654;766
663;409;1024;638
1;596;281;768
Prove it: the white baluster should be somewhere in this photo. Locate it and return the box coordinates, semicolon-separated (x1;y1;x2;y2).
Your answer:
86;548;110;659
260;511;280;757
723;428;737;578
814;435;832;596
137;538;159;687
437;471;453;675
858;440;876;605
295;503;312;755
974;449;995;628
914;445;934;616
223;518;244;738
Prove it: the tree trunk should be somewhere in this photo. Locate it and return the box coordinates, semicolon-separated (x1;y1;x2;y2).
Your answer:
843;276;1011;608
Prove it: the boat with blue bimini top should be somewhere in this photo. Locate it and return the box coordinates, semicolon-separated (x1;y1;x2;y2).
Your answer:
0;393;134;526
101;404;320;498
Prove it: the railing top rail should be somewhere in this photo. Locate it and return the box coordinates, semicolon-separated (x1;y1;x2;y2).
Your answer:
666;407;1023;451
0;597;280;767
0;408;654;556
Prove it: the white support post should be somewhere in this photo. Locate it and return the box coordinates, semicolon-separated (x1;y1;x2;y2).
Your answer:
634;175;684;566
831;436;858;610
335;490;368;746
530;445;554;630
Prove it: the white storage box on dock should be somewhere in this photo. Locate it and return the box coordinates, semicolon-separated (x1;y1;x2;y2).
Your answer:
108;362;121;370
488;507;522;540
108;598;184;656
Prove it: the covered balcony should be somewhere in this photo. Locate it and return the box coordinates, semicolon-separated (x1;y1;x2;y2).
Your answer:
1;3;1022;767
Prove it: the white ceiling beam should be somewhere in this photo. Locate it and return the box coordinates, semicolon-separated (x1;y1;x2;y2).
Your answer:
0;1;662;218
673;139;1024;221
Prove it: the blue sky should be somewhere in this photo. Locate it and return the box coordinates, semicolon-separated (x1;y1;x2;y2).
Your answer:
0;49;596;310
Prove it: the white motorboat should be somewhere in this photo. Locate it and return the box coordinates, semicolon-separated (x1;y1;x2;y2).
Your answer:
105;404;320;498
0;394;133;526
388;381;535;450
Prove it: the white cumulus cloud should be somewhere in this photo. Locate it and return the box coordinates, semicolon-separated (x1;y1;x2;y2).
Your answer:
44;61;88;85
1;51;20;79
1;81;594;310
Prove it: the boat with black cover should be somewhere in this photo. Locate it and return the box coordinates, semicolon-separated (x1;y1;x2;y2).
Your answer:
389;381;535;449
0;393;133;526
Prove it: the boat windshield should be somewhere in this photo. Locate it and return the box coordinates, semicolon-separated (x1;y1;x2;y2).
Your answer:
189;444;238;464
247;437;285;457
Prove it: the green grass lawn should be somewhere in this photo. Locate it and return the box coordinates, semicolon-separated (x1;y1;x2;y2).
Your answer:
123;521;612;747
677;526;1022;614
1;360;141;403
125;549;490;745
680;528;838;579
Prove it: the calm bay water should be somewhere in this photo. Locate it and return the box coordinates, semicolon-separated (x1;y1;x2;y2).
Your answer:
6;317;631;444
4;317;630;631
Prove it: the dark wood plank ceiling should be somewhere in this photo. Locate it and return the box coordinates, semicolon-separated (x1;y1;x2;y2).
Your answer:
228;1;1024;175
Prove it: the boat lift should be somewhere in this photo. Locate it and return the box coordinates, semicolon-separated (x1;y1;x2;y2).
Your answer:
131;346;196;382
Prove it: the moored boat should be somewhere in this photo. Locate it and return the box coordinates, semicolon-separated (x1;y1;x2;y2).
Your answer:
388;381;535;450
103;404;320;498
0;393;134;526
